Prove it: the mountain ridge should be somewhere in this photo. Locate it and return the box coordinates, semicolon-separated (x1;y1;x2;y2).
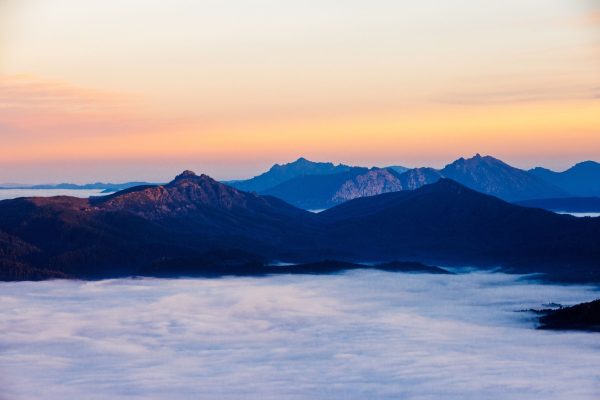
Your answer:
1;172;600;282
227;157;354;193
239;154;566;209
439;154;566;201
530;161;600;197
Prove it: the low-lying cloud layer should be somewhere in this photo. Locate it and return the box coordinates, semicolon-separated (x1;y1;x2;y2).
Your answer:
1;271;599;400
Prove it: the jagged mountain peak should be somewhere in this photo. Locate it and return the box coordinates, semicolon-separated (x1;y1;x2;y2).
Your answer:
173;170;198;180
94;171;264;218
169;170;216;186
332;168;404;202
447;154;505;168
229;157;353;193
270;157;334;170
440;155;565;201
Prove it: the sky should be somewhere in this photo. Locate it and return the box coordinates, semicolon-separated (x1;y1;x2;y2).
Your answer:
1;0;599;183
1;271;599;399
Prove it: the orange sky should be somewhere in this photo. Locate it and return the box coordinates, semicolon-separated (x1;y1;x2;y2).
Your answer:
1;0;599;183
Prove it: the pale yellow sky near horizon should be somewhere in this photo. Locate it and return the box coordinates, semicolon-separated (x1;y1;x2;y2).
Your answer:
1;0;599;183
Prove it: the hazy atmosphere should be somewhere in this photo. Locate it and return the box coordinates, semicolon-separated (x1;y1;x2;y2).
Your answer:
1;0;599;183
2;3;600;399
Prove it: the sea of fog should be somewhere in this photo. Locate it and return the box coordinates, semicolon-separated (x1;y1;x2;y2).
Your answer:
0;189;106;201
557;211;600;218
1;271;599;400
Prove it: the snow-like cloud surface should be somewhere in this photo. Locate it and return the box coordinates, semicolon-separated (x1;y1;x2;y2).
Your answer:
1;271;599;400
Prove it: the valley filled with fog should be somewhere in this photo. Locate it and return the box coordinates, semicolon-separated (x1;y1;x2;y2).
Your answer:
1;271;598;400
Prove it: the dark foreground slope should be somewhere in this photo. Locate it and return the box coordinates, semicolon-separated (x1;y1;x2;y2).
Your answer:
319;179;600;282
1;173;599;282
538;299;600;332
0;171;319;280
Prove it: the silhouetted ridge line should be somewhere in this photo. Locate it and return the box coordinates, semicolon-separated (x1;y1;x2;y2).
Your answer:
1;171;600;282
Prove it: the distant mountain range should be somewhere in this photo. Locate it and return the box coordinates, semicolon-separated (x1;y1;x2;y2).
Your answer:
6;156;599;212
530;161;600;197
1;170;599;283
386;165;410;174
259;167;370;210
439;154;565;201
0;181;156;193
228;154;572;209
226;157;354;193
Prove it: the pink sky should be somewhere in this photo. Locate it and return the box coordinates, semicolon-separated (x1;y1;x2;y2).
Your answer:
1;0;599;183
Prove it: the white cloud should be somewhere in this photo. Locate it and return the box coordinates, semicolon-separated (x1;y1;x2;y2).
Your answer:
0;271;599;399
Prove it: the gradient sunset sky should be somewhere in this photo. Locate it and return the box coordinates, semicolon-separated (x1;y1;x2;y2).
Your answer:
1;0;599;183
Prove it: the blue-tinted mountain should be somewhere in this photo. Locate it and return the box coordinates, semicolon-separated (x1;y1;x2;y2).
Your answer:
227;157;353;192
237;154;568;209
332;169;413;203
395;167;443;189
330;155;562;205
386;165;409;174
439;154;566;201
260;167;443;210
530;161;600;197
331;167;443;203
262;167;429;209
261;167;369;209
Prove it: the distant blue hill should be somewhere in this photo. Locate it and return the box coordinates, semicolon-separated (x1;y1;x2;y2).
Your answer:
261;167;370;209
530;161;600;197
226;157;354;193
386;165;409;174
0;182;156;193
439;154;566;201
228;154;568;209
